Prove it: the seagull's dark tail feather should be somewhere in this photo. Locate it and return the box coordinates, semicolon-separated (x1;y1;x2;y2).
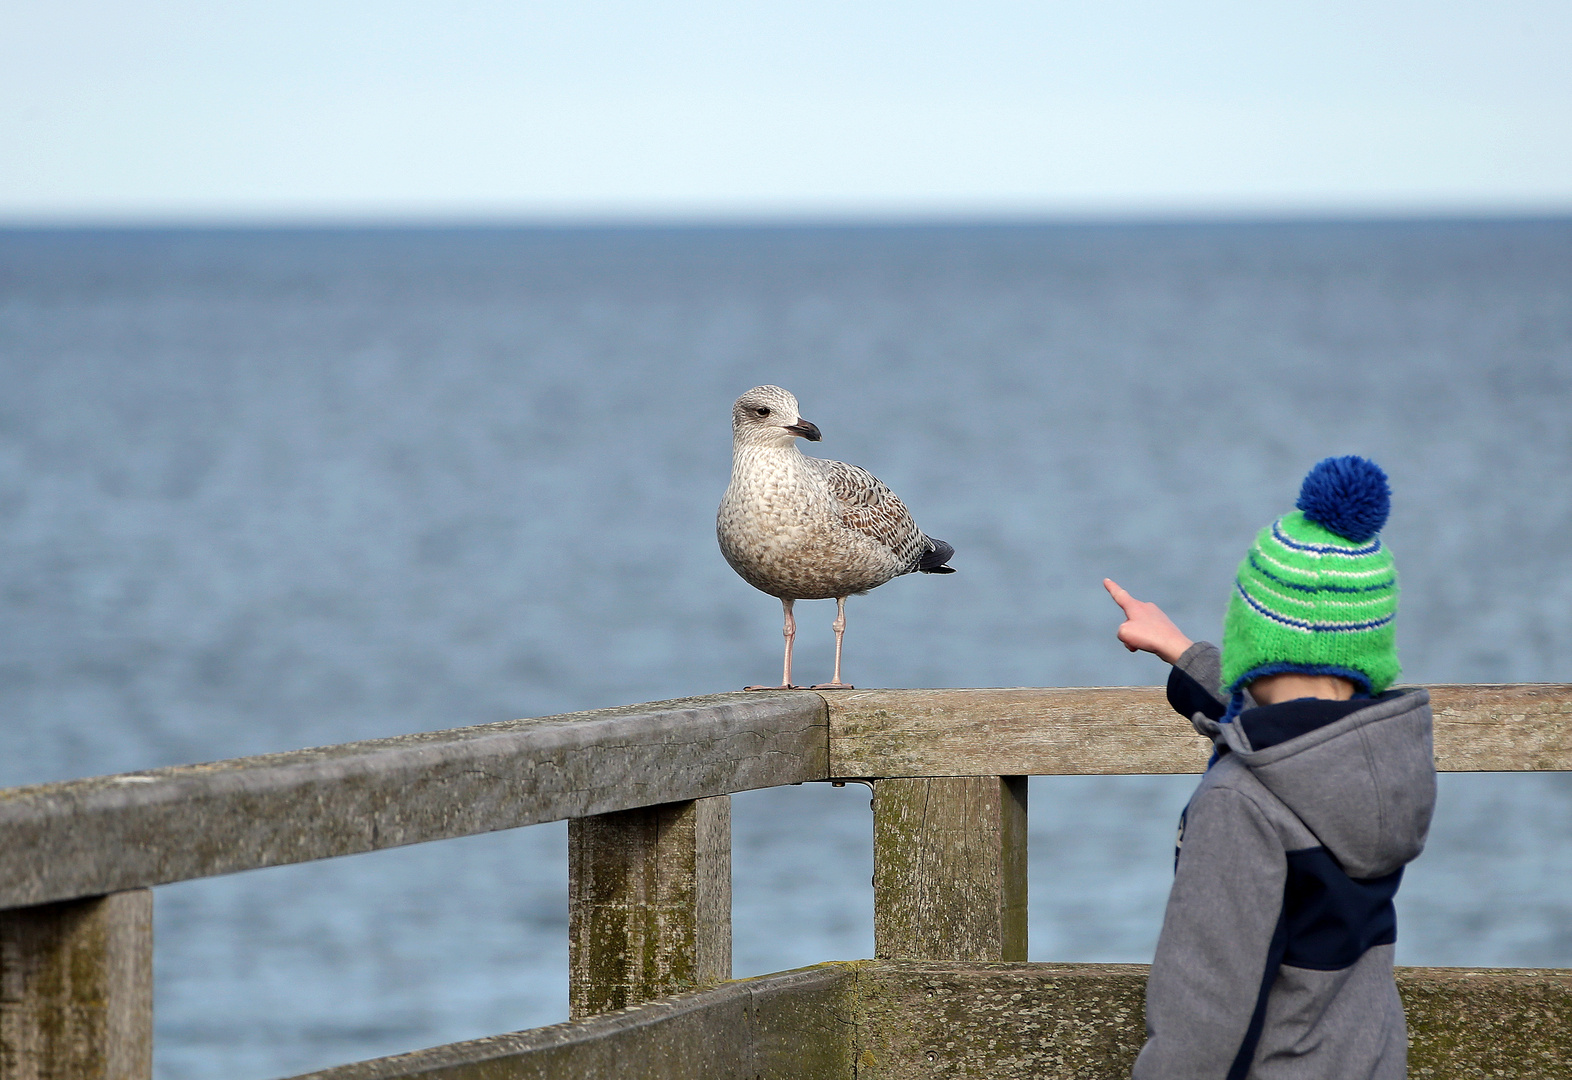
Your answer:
918;539;956;574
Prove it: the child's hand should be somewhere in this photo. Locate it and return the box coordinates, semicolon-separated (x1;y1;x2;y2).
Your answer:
1103;579;1194;665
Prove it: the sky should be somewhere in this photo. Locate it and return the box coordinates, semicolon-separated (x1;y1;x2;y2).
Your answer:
3;0;1571;223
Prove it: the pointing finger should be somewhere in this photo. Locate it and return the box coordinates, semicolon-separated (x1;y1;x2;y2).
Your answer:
1103;578;1135;611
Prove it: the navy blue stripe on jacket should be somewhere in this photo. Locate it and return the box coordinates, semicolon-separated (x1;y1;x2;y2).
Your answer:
1226;851;1402;1075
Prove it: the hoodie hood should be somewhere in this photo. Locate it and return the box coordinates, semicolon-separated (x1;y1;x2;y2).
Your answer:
1195;690;1435;878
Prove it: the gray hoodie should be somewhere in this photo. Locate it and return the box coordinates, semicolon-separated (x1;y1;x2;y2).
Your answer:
1132;642;1437;1080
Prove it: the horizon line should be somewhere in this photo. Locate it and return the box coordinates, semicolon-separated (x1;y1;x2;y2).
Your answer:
4;206;1572;233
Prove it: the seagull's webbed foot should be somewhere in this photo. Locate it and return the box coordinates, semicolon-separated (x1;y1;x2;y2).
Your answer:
809;681;855;690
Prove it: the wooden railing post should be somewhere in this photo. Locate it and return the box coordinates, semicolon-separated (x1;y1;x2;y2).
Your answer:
568;795;731;1018
872;776;1027;961
0;890;153;1080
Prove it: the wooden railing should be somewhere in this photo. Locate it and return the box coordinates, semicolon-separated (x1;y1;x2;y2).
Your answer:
1;684;1568;1078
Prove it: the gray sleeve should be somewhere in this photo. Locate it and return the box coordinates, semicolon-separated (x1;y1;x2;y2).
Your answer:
1174;640;1224;701
1133;787;1286;1080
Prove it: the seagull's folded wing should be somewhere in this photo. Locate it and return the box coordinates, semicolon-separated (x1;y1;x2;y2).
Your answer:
819;459;929;567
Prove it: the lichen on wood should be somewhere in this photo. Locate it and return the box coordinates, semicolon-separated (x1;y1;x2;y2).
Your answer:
873;777;1027;962
569;796;731;1018
1401;966;1572;1077
0;890;152;1080
280;960;1572;1080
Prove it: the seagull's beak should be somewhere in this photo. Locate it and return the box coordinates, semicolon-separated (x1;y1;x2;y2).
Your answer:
784;418;822;442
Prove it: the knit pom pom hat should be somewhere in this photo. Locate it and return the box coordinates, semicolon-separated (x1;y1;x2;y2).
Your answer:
1220;456;1400;701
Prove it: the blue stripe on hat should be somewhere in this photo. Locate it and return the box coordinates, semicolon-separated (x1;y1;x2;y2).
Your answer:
1271;521;1383;557
1236;581;1396;632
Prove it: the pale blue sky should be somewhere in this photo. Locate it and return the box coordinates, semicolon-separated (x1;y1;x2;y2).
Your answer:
3;1;1570;222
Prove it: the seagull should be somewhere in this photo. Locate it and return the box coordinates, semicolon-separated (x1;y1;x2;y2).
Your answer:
716;385;954;690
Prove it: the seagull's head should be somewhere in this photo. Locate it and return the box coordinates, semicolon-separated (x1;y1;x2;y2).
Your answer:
731;385;822;448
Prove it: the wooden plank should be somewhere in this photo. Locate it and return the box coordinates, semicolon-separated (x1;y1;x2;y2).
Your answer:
828;684;1572;778
747;961;859;1080
283;963;857;1080
832;688;1204;778
1427;683;1572;772
854;962;1147;1079
850;961;1572;1079
2;683;1564;909
281;960;1572;1080
0;890;153;1080
693;795;732;990
872;777;1027;962
1401;966;1572;1077
569;796;731;1019
0;692;826;909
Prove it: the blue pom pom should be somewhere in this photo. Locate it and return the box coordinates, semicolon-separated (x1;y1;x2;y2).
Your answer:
1295;456;1390;542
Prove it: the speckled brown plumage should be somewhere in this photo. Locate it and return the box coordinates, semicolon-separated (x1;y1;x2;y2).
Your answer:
716;385;953;689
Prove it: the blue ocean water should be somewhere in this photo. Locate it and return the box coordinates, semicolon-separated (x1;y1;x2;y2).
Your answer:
1;221;1569;1078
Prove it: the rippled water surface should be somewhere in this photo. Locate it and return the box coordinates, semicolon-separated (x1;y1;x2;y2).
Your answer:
2;222;1569;1078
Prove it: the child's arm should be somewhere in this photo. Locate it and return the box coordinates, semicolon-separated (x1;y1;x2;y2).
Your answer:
1105;579;1226;720
1103;579;1194;664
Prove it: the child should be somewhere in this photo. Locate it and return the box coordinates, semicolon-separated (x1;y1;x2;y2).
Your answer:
1105;456;1436;1080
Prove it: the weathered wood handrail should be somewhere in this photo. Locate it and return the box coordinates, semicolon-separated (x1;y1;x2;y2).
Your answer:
1;682;1568;1080
0;692;825;910
828;683;1572;776
1;684;1567;909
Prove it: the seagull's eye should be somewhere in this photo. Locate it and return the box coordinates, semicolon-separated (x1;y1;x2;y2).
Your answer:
754;407;771;417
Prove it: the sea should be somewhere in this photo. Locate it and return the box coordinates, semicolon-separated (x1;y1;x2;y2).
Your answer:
1;220;1569;1078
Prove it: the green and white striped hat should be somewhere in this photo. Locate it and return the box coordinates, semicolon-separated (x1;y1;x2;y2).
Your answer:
1220;456;1399;696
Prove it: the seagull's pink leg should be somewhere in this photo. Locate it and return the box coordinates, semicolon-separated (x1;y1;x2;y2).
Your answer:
811;596;855;690
746;598;801;690
782;598;798;686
